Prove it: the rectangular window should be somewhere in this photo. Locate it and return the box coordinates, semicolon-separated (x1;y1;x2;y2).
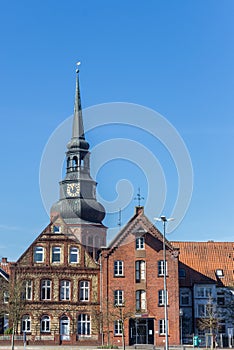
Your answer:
69;247;79;263
52;246;61;263
180;291;190;305
114;290;124;306
136;237;145;250
135;260;146;282
34;246;44;263
114;260;124;276
114;320;122;335
53;225;61;233
158;290;168;306
159;319;166;335
60;280;71;300
196;287;212;298
198;304;205;317
78;314;91;335
79;281;90;302
3;291;9;303
136;290;146;310
41;280;51;300
198;303;213;317
158;260;167;276
22;280;32;300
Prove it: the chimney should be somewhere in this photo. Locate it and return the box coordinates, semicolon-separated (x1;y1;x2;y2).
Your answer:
135;206;144;215
1;257;8;264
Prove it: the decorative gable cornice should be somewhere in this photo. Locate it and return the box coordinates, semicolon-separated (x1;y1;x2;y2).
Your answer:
106;206;176;256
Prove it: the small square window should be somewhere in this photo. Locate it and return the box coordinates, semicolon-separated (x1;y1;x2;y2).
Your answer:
53;225;61;233
179;269;186;278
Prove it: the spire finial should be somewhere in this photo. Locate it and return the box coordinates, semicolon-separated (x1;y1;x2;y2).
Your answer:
134;187;144;207
72;61;84;139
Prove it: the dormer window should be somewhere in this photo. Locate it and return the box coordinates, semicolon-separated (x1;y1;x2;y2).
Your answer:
216;269;224;277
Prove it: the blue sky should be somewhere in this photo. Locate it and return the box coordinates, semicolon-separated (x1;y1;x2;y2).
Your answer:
0;1;233;261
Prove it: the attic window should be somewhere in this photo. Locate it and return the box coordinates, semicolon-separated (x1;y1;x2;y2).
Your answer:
216;269;224;277
53;225;61;233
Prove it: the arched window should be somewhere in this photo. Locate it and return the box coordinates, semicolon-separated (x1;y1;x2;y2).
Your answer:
22;315;31;332
67;157;70;169
72;156;78;167
41;315;50;332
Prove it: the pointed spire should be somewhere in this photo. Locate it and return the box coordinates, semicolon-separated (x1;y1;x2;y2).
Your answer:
72;64;85;140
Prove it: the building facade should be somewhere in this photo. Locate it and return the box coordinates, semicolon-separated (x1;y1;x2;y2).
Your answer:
101;206;180;347
1;71;233;347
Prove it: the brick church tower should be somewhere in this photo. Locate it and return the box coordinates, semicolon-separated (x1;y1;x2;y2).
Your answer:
50;69;107;258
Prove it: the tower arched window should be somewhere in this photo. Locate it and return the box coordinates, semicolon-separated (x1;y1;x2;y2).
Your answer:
72;156;78;168
67;157;70;169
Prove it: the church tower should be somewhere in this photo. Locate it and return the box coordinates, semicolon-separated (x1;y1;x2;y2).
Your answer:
50;68;107;257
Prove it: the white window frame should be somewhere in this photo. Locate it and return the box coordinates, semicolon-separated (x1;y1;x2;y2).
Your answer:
34;246;44;263
60;280;71;301
135;260;146;282
23;280;32;300
136;290;146;310
114;290;124;306
69;247;79;263
158;260;167;276
41;280;51;300
136;236;145;250
41;315;50;333
114;320;123;335
159;319;166;335
52;246;61;263
196;286;212;298
79;281;90;302
3;291;9;304
22;315;31;333
158;289;168;306
77;314;91;335
114;260;124;276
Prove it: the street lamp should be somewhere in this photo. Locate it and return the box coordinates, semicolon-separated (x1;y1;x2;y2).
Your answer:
179;308;183;345
155;216;174;350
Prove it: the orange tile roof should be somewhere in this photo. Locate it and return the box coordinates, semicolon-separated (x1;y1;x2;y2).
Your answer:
171;241;234;287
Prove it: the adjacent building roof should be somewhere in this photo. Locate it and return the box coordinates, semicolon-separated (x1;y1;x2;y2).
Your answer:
171;241;234;287
0;257;12;277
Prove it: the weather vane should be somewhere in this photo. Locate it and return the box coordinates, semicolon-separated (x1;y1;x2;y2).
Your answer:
134;187;144;206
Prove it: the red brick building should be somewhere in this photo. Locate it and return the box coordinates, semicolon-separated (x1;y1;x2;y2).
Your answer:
100;206;180;347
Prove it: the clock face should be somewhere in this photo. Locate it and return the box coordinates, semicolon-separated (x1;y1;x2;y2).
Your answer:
67;183;80;197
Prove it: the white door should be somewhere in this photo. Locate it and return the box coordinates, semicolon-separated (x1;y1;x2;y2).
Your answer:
60;316;70;340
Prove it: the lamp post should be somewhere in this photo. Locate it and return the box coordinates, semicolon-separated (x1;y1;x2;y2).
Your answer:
155;216;174;350
179;308;183;345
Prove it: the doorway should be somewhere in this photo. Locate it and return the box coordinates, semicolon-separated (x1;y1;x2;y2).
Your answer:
60;315;70;341
129;318;154;345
